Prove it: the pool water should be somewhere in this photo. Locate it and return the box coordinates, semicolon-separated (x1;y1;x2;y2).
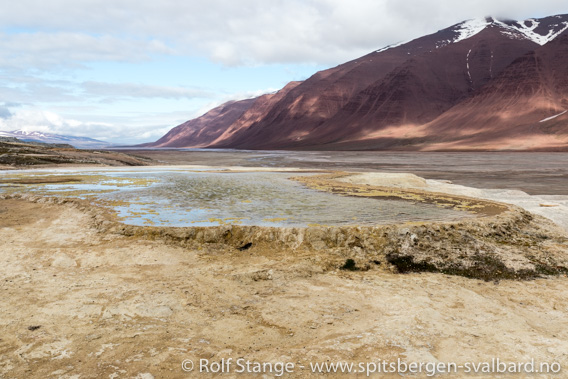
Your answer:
0;169;473;227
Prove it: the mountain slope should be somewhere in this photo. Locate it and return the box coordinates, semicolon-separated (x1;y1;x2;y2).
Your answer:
420;32;568;151
285;23;541;149
142;98;256;148
212;19;500;149
207;81;303;146
148;14;568;151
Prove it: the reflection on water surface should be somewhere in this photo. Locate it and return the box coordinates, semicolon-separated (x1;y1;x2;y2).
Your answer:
0;168;473;226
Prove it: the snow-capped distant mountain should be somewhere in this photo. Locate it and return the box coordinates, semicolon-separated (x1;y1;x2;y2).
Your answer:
0;130;112;149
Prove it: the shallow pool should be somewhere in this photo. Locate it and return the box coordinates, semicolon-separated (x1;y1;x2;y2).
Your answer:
0;168;474;226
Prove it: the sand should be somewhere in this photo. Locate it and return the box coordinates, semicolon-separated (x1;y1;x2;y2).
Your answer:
1;171;568;378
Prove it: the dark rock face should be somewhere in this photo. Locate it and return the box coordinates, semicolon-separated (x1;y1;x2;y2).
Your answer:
149;14;568;151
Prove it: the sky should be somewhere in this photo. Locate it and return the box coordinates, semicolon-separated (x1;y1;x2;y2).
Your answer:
0;0;566;144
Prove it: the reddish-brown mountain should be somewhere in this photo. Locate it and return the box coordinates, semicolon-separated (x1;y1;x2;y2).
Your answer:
143;14;568;151
421;32;568;151
139;98;256;148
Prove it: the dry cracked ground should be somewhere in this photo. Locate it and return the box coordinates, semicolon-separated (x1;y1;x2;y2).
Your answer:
1;197;568;379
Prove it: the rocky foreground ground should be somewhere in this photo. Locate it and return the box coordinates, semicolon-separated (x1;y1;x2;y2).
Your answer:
1;170;568;378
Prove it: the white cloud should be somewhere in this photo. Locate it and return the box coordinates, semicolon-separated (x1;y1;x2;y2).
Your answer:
0;76;214;106
0;106;175;144
0;76;78;104
0;108;80;134
0;0;566;67
0;32;173;69
0;104;13;119
81;81;213;101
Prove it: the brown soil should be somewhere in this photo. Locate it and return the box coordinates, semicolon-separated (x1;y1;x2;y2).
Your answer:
0;140;153;169
1;193;568;378
0;176;83;185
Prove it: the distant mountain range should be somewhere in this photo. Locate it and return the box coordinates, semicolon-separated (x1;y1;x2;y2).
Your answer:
143;14;568;151
0;130;112;149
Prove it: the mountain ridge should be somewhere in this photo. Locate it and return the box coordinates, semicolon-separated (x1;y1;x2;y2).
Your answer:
143;13;568;151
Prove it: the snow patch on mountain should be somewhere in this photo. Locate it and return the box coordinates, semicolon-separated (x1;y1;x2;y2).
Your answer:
375;15;568;54
495;19;568;45
376;40;406;53
434;18;490;49
540;110;567;123
437;16;568;49
466;48;473;87
10;130;48;138
454;18;490;43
